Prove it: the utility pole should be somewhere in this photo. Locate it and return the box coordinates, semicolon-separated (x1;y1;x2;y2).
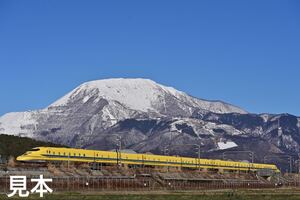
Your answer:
68;152;70;169
289;156;293;173
197;145;201;171
116;135;122;167
163;147;169;156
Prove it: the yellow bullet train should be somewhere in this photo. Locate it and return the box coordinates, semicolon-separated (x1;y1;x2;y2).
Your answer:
17;147;280;173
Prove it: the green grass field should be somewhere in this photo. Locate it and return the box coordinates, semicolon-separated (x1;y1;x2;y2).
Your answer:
2;189;300;200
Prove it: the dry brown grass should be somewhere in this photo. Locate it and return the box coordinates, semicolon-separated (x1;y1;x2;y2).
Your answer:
7;156;16;167
60;161;76;173
78;163;90;169
47;163;63;176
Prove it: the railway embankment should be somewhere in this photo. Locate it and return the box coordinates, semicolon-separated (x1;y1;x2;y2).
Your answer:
1;163;299;193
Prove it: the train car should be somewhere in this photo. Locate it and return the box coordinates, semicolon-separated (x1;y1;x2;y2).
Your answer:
17;147;280;173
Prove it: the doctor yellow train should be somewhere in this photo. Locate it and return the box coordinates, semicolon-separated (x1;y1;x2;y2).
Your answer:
17;147;280;173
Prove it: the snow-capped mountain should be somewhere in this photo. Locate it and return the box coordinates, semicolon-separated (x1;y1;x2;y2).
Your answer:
0;78;246;145
0;78;299;168
49;78;246;115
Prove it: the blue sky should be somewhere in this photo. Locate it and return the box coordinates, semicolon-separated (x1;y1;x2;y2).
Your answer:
0;0;300;116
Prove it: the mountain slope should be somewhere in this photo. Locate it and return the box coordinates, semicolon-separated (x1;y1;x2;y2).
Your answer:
0;78;246;147
0;78;299;169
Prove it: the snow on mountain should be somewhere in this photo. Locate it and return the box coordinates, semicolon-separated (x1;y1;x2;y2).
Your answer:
49;78;247;115
0;111;37;137
50;79;161;112
0;78;245;143
217;141;238;150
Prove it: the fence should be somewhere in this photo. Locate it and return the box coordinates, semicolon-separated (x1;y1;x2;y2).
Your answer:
0;175;278;194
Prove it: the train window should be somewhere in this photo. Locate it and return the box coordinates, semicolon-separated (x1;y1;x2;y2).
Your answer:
30;148;40;151
74;153;76;156
83;154;85;157
96;154;98;157
58;152;60;156
79;153;81;157
63;152;66;156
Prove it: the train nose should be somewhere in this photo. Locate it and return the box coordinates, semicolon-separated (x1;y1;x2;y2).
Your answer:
16;155;27;161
